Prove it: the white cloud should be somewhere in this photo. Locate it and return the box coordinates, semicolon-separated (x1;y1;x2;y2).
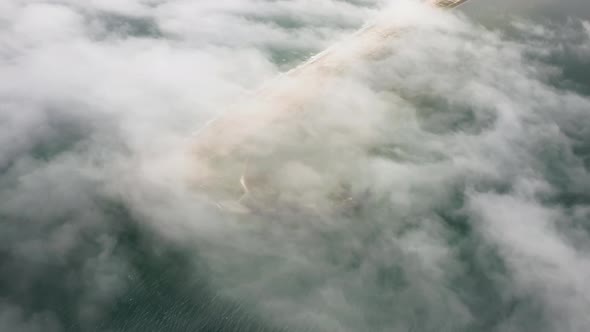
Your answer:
0;0;590;331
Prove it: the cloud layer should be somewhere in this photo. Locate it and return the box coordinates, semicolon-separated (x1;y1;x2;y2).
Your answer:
0;0;589;331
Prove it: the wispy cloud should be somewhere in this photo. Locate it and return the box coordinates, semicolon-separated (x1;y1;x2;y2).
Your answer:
0;1;589;331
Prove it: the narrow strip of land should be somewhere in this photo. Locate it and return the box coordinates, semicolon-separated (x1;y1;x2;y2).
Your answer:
192;0;471;163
